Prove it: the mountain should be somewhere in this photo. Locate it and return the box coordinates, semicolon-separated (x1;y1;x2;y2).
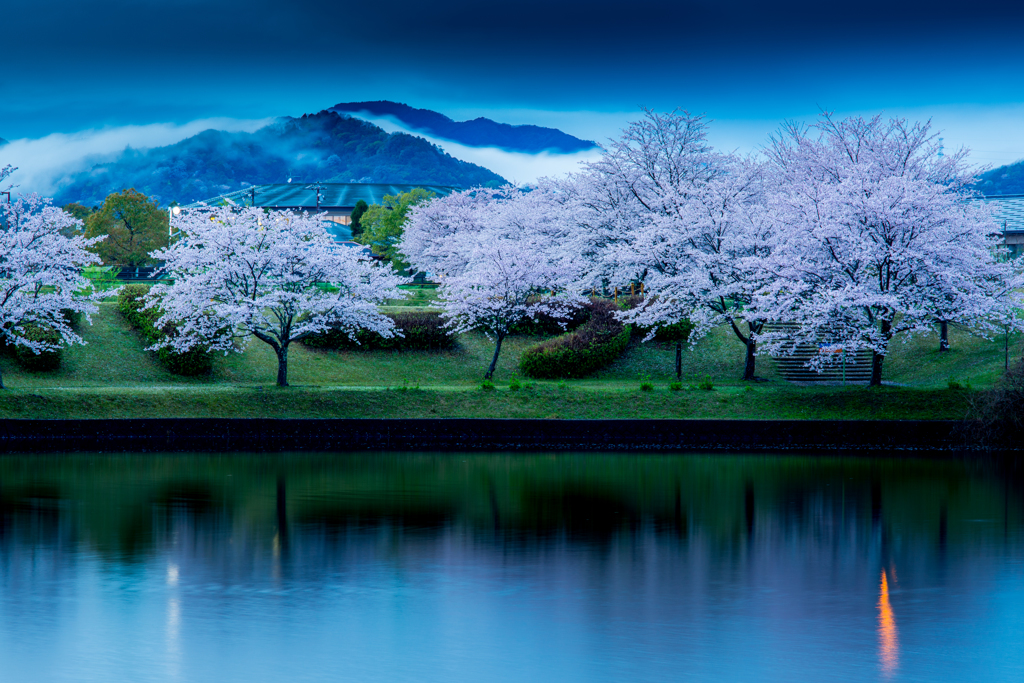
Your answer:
52;111;506;207
331;101;598;154
978;160;1024;196
0;138;7;147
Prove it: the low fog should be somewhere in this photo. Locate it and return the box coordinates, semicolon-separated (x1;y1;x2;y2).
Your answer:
350;114;604;184
0;117;274;197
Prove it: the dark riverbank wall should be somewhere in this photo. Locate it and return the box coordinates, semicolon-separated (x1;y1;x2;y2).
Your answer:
0;418;1001;453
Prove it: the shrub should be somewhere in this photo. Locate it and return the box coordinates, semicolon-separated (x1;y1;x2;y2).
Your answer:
61;308;83;330
301;311;455;351
965;361;1024;448
651;320;694;343
510;299;591;336
618;294;644;311
118;284;213;376
13;323;63;371
480;379;496;392
630;313;694;342
519;299;631;379
698;375;715;391
508;375;522;391
4;307;82;372
669;381;683;391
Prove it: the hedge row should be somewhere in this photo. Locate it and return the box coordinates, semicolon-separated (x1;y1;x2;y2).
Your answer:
117;284;214;376
2;310;82;372
301;311;456;351
519;299;632;379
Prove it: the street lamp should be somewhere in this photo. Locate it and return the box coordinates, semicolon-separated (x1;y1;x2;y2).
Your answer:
168;205;181;240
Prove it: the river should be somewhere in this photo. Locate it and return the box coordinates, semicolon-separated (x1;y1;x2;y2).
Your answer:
0;453;1020;682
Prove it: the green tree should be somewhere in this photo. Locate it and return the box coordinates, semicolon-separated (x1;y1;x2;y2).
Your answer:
60;203;92;237
84;189;168;266
349;200;368;239
356;188;435;271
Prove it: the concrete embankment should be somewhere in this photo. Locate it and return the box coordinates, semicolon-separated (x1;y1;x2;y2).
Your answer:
0;418;996;453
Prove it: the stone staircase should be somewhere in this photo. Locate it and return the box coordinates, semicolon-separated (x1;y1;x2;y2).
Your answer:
765;324;874;383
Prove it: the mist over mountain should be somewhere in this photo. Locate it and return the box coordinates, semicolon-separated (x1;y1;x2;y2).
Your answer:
51;111;506;207
331;101;599;154
978;160;1024;196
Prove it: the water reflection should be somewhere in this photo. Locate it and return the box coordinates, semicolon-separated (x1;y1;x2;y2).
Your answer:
878;569;899;678
0;453;1019;682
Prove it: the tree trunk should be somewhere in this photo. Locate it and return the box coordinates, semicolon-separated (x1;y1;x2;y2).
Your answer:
939;320;949;352
276;342;289;387
870;351;884;387
675;341;682;381
276;475;289;553
742;337;756;381
0;364;5;390
870;320;891;387
485;333;505;380
728;319;760;381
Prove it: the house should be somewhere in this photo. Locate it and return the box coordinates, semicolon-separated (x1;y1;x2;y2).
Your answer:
980;194;1024;258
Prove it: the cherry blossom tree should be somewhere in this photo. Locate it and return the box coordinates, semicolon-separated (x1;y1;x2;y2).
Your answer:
0;194;105;388
403;184;579;278
758;113;1023;386
149;206;406;386
402;187;498;277
568;109;774;380
618;154;774;380
437;232;584;379
403;186;585;379
562;108;721;291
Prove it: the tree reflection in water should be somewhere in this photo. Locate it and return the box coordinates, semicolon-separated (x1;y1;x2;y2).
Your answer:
0;453;1018;682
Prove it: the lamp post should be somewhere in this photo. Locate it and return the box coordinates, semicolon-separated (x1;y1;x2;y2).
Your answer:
169;205;181;241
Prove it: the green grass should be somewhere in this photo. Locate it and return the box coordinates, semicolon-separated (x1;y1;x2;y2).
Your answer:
0;384;974;420
0;301;1017;420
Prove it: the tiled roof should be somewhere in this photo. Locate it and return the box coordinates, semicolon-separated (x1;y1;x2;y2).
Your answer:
981;194;1024;233
183;183;456;210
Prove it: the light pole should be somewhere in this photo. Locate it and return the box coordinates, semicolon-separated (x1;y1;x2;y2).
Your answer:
169;205;181;241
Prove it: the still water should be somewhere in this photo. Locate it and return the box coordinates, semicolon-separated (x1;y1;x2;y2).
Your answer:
0;453;1021;682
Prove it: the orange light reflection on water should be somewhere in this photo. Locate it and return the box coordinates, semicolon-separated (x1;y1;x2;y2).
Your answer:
878;569;899;678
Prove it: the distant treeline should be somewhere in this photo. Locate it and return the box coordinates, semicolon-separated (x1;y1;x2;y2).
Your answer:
978;159;1024;196
330;100;599;154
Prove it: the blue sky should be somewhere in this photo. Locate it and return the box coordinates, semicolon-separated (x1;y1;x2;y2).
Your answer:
4;0;1024;178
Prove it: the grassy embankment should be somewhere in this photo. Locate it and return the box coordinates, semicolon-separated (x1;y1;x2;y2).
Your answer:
0;301;1018;420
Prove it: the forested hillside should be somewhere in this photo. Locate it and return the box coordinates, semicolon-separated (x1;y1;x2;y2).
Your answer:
52;111;505;207
331;101;598;153
977;159;1024;195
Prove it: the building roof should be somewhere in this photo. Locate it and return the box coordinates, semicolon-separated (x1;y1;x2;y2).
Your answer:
183;183;457;211
981;194;1024;233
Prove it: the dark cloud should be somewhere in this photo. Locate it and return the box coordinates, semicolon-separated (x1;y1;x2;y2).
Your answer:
3;0;1024;137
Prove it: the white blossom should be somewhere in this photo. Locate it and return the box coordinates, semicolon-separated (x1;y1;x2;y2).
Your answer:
403;186;586;379
149;206;406;386
0;194;105;388
757;113;1023;385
